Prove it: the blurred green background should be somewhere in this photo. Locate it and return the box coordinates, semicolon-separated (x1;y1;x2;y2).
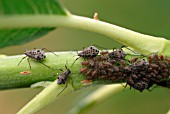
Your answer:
0;0;170;114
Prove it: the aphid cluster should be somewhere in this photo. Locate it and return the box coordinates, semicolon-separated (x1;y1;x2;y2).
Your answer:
17;46;170;94
80;46;129;82
79;46;170;92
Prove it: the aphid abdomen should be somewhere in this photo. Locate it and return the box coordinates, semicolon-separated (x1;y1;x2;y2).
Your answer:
57;69;71;85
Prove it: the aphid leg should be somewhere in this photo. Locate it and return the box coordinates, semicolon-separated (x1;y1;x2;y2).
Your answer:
17;56;27;66
71;57;80;67
148;85;157;92
57;82;68;96
39;61;52;69
122;83;128;91
68;76;75;89
27;58;31;69
42;48;58;57
121;45;139;55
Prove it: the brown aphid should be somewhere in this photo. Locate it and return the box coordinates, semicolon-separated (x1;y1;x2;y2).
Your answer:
80;68;88;73
153;53;159;61
100;70;107;75
108;48;126;59
100;55;109;60
131;59;149;70
149;63;159;69
159;54;164;60
81;61;89;66
148;55;153;63
130;57;138;63
108;59;116;64
112;66;119;72
103;62;113;68
98;75;107;79
127;77;135;85
81;79;93;85
133;81;148;92
142;78;150;83
85;69;93;76
92;69;99;77
131;74;138;80
162;73;169;78
100;51;108;55
166;58;170;63
89;60;95;67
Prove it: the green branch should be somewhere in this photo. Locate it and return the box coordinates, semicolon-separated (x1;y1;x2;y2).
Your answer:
0;52;84;89
0;15;170;56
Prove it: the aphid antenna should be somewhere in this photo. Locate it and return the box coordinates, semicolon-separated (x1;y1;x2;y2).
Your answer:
70;56;81;68
70;50;79;57
121;45;139;55
42;48;58;57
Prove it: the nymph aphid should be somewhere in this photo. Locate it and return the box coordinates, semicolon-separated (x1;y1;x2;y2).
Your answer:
53;64;72;96
71;46;99;67
78;46;99;58
18;48;57;69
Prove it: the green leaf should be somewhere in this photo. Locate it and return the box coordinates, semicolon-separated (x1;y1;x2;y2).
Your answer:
0;0;68;48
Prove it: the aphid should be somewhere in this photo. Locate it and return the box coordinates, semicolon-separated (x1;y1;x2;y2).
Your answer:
133;81;148;92
81;61;89;66
159;54;164;60
108;48;126;59
80;68;88;73
81;79;93;85
100;51;108;55
18;48;57;69
78;46;99;58
166;58;170;63
92;69;99;77
56;65;72;96
131;59;149;70
71;46;99;67
85;69;93;76
130;57;139;63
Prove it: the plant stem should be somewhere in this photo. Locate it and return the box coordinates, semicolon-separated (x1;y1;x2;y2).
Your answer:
0;15;170;56
17;79;74;114
0;52;84;89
